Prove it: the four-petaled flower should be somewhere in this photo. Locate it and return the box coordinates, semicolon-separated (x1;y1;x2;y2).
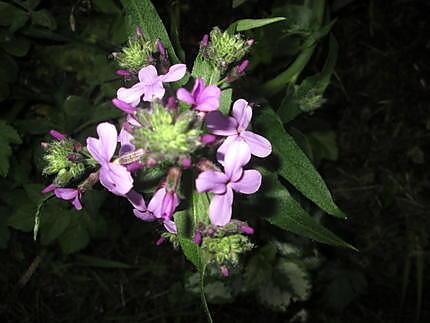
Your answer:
116;64;186;106
131;188;178;233
205;99;272;163
87;122;133;196
176;78;221;112
196;140;262;226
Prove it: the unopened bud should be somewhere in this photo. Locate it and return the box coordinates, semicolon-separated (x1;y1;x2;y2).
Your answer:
115;69;131;77
220;265;230;277
193;231;202;245
112;98;137;114
239;224;254;235
200;134;217;145
155;236;166;246
200;34;209;47
49;130;66;141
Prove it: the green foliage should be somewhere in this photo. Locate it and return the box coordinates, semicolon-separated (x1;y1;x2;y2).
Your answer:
255;108;346;219
228;17;286;33
0;121;21;177
120;0;180;64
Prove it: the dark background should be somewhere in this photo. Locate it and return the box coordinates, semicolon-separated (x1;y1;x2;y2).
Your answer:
1;0;429;322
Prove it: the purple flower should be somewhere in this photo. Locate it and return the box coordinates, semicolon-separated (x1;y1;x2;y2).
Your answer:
116;64;186;106
42;184;83;210
195;140;262;226
49;130;66;141
87;122;133;196
177;78;221;112
132;188;179;233
112;98;137;114
55;188;82;210
118;125;135;155
205;99;272;163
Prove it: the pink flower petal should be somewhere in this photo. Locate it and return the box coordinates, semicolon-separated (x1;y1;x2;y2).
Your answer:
209;187;233;226
134;209;157;221
241;130;272;158
42;183;56;193
112;98;136;114
161;64;186;82
99;163;133;196
176;88;195;105
216;135;238;165
148;187;166;218
163;219;177;233
195;97;220;112
205;111;238;136
138;65;158;85
55;188;78;200
196;170;228;194
142;83;165;101
126;190;146;211
231;169;262;194
117;83;145;107
223;140;251;182
87;123;118;164
72;194;83;210
232;99;252;130
196;85;221;105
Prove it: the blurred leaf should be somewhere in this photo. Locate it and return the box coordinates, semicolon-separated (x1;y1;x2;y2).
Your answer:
228;17;286;33
0;2;28;30
0;207;10;249
31;9;57;30
23;183;44;204
93;0;121;14
7;203;36;232
232;0;248;8
0;35;31;57
75;254;132;269
120;0;181;64
39;206;72;245
279;34;338;123
58;215;90;254
192;54;220;85
0;82;9;101
0;121;22;177
219;88;232;115
0;52;18;83
255;109;346;219
307;131;338;162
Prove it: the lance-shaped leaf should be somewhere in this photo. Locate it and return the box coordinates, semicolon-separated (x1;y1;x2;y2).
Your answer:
120;0;180;64
227;17;286;33
256;172;355;250
254;108;346;219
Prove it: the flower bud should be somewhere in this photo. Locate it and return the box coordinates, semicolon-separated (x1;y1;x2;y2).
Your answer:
200;134;217;145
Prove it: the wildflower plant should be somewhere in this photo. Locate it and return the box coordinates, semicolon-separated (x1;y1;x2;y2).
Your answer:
33;0;354;319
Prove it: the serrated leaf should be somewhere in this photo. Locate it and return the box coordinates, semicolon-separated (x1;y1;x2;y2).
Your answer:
257;280;292;311
277;260;311;301
228;17;286;33
254;108;346;219
120;0;180;64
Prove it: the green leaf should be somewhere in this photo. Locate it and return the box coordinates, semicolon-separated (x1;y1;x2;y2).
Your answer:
191;54;220;85
0;121;22;177
120;0;180;64
219;88;232;115
8;203;36;232
0;35;31;57
0;52;18;83
258;172;354;249
0;2;28;29
39;207;72;245
228;17;286;33
255;108;346;219
93;0;121;14
75;255;132;269
58;215;90;254
31;9;57;30
232;0;248;8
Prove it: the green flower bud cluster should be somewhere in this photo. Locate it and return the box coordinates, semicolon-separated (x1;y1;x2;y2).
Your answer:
42;140;86;186
202;233;254;267
293;80;327;113
116;36;154;71
133;103;202;163
203;27;251;71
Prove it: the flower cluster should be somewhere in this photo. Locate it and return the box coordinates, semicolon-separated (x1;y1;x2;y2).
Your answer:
41;27;272;273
